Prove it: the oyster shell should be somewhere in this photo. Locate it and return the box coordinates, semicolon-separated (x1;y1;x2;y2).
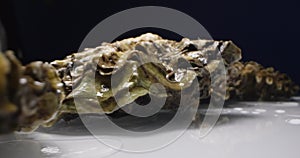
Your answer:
0;51;65;132
226;61;299;100
0;33;298;133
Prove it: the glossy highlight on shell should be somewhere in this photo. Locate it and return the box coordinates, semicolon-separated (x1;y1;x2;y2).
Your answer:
0;33;298;133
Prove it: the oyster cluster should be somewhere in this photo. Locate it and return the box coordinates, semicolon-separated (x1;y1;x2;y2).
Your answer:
0;51;64;133
227;61;298;100
0;33;298;133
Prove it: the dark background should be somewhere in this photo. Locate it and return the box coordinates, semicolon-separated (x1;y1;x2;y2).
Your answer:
0;0;299;85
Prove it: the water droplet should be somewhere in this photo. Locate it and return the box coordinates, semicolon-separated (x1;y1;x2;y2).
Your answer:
19;78;27;85
275;109;285;114
88;99;94;102
222;109;232;114
252;111;260;115
241;111;249;114
132;64;137;71
41;146;61;155
97;92;103;97
133;72;138;76
34;81;45;87
56;83;64;87
123;82;133;88
233;107;243;111
286;119;300;125
255;109;266;113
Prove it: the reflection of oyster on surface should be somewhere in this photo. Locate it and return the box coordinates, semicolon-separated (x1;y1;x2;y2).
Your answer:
0;33;298;133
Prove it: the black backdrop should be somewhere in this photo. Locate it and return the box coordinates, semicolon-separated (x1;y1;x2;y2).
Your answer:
1;0;300;85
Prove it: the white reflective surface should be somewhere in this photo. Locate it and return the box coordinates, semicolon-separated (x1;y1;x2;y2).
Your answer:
1;100;300;158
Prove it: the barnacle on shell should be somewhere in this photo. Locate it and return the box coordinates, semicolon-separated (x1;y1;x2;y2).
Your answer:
0;33;298;133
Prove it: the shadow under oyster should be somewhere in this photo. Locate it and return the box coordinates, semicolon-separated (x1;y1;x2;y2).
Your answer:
0;33;298;133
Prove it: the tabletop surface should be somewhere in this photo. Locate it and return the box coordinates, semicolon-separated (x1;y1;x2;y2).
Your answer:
1;99;300;158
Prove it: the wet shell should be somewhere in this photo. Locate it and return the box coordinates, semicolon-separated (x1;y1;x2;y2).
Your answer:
0;33;298;133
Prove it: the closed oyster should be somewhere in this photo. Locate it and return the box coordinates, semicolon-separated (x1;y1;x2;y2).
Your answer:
226;61;299;100
0;33;298;133
0;51;64;132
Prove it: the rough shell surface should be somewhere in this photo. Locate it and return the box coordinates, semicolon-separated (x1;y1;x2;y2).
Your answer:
0;33;298;133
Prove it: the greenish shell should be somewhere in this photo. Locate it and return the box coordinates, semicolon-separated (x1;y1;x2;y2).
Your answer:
0;33;298;133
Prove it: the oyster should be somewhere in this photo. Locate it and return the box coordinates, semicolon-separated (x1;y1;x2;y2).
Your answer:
0;33;298;133
0;51;65;133
226;61;298;100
